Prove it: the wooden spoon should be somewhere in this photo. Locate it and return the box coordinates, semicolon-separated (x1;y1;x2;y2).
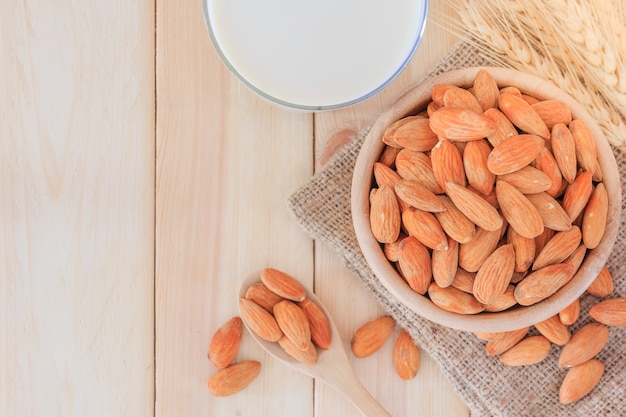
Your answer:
239;275;392;417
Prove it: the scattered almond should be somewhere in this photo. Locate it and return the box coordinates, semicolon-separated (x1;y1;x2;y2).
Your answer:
559;359;604;405
589;298;626;326
559;298;580;326
207;360;261;397
485;327;530;356
393;329;420;380
558;323;609;368
534;314;571;345
351;315;395;358
499;335;551;366
208;317;244;369
586;266;614;297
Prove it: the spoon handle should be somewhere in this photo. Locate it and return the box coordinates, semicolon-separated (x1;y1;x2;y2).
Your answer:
330;366;393;417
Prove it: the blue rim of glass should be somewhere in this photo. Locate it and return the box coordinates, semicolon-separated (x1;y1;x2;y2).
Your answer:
201;0;430;111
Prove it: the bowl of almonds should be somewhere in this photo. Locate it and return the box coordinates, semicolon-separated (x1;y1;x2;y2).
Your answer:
351;67;621;333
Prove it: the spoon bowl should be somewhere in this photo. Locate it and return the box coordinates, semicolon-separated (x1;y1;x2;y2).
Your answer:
239;274;392;417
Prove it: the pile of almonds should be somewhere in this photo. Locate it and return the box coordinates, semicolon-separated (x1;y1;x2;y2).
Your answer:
370;68;609;314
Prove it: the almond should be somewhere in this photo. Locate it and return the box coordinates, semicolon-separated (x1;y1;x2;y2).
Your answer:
431;83;455;107
278;336;318;365
485;327;530;356
586;266;614;297
207;360;261;397
434;196;476;244
392;117;439;152
532;147;562;197
245;283;285;313
427;282;485;315
472;69;500;111
559;323;609;367
499;335;551;366
378;145;401;168
238;297;283;342
563;243;587;271
432;236;459;288
394;179;447;212
498;92;550;139
487;134;545;175
351;315;395;358
570;119;602;181
550;123;577;183
402;208;448;251
463;139;495;195
532;226;582;270
395;149;443;194
370;184;401;244
299;299;332;350
208;317;244;369
589;298;626;326
445;182;503;232
497;166;552;194
534;314;571;345
514;263;575;306
559;358;604;405
484;285;518;312
534;227;556;256
473;244;515;305
499;86;522;98
484;108;518;147
561;171;593;221
428;107;497;142
382;116;421;147
530;99;572;129
582;182;608;249
443;84;484;114
458;227;501;272
559;298;580;326
507;227;536;273
450;268;476;293
525;192;572;232
496;180;544;239
260;268;307;303
393;329;420;380
383;233;406;263
397;236;432;295
273;300;311;351
431;139;466;192
373;162;402;189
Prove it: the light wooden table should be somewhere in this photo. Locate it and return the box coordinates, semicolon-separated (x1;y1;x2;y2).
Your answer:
1;0;469;416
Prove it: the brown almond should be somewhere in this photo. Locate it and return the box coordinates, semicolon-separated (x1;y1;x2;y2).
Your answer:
260;268;307;302
514;263;575;306
395;179;447;212
534;314;571;345
532;226;582;270
397;236;432;295
427;282;485;315
530;99;572;129
431;139;467;193
278;336;318;365
443;85;484;114
496;180;544;239
373;162;401;189
370;184;401;244
299;299;332;350
498;93;550;139
473;244;515;305
472;69;499;111
521;94;540;105
535;227;555;255
570;119;602;181
559;323;609;367
507;227;536;273
445;182;503;232
525;192;572;232
563;243;587;271
582;183;608;249
450;268;476;293
402;208;448;251
463;139;495;196
351;315;395;358
207;360;262;397
561;171;594;221
432;237;459;288
559;359;604;405
499;336;551;366
484;108;518;147
497;166;552;194
382;116;421;147
392;117;439;152
559;298;580;326
431;83;455;107
589;298;626;326
245;283;285;313
393;329;420;380
395;149;443;194
429;107;496;142
499;86;522;98
586;266;614;297
485;327;530;356
550;123;577;183
208;317;244;369
273;300;311;351
484;285;517;312
487;134;545;175
383;233;406;263
239;297;283;342
434;196;476;244
533;147;562;197
458;227;501;272
378;145;402;168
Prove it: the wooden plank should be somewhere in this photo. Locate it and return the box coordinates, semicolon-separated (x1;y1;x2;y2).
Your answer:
0;1;155;416
155;1;314;416
312;4;470;416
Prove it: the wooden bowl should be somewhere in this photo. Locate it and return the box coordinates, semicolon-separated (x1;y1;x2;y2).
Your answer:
351;67;622;333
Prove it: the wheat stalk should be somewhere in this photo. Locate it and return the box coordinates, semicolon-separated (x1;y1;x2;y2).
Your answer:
434;0;626;147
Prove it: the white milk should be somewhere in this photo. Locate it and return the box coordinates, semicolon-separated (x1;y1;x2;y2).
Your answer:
205;0;428;109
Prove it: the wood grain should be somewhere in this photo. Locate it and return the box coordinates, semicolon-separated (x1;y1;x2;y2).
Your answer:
0;1;155;416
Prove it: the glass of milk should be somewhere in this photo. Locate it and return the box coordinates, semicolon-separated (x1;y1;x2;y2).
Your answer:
203;0;429;111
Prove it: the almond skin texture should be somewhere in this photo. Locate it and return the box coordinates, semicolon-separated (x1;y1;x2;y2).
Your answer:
373;162;402;189
463;139;495;196
458;227;501;272
533;147;562;197
473;244;515;305
559;323;609;368
570;119;602;181
530;99;572;129
534;314;571;345
559;298;580;326
273;300;311;351
561;171;593;222
207;360;262;397
429;107;497;141
391;117;439;152
525;192;572;232
498;93;550;139
514;263;575;306
395;149;443;194
484;108;518;147
550;123;577;183
208;317;244;369
278;336;318;365
496;180;544;239
435;196;476;244
394;179;446;213
393;329;420;380
430;139;466;193
443;84;484;113
245;283;285;313
586;266;614;297
397;236;432;295
299;299;332;350
472;69;500;111
239;297;283;342
497;166;552;194
351;315;395;358
582;182;608;249
370;184;401;244
499;335;551;366
402;208;448;251
382;116;419;147
532;226;582;270
431;236;459;288
445;182;503;232
428;282;485;315
507;227;536;273
589;298;626;326
485;327;530;356
559;359;604;405
260;268;307;302
484;285;517;312
487;134;545;175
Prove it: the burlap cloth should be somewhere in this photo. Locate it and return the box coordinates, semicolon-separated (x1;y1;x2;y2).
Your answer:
287;42;626;417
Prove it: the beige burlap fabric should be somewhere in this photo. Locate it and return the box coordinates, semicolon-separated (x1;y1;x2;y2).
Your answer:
287;42;626;417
